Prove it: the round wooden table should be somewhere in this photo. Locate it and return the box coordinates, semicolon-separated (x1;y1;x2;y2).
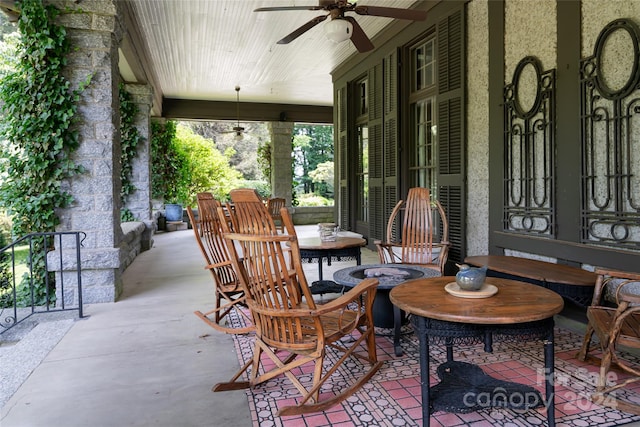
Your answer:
390;276;564;427
297;236;366;282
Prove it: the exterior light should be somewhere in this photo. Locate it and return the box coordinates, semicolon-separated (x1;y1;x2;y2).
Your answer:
324;18;353;44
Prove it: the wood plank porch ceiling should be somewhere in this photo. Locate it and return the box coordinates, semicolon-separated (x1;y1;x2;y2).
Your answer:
121;0;423;121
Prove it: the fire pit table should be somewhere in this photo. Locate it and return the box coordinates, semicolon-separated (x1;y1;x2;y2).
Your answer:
333;263;440;356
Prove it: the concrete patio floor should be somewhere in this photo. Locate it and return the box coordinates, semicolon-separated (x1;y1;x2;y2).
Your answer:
0;226;380;427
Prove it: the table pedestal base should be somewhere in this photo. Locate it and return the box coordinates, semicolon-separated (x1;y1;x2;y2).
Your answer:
430;360;543;413
413;316;556;427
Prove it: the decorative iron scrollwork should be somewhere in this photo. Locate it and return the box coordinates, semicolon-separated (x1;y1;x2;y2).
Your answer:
1;312;16;330
581;19;640;250
503;56;556;236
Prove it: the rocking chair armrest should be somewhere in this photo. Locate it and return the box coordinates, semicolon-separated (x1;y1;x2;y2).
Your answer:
313;278;379;316
248;279;376;318
205;260;232;270
224;232;295;243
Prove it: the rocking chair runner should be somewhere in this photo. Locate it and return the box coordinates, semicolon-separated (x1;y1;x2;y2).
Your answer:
375;187;450;274
577;268;640;415
214;190;382;416
186;192;253;334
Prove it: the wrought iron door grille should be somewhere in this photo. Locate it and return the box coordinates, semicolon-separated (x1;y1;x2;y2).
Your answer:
503;56;556;236
581;19;640;250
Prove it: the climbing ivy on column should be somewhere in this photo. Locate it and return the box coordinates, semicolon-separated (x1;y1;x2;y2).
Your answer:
0;0;88;305
119;84;142;222
0;0;87;235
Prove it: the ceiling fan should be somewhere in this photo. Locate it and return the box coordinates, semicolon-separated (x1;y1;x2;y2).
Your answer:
228;86;244;139
254;0;427;53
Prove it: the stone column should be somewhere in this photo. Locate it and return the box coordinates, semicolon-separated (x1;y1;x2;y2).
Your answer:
52;0;125;303
123;83;155;251
269;122;294;205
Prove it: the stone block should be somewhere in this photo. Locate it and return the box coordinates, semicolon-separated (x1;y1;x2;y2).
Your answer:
94;122;116;140
48;247;121;271
57;12;92;30
78;104;112;123
54;265;121;304
166;222;188;232
68;30;112;50
92;14;116;32
67;50;93;68
52;0;117;15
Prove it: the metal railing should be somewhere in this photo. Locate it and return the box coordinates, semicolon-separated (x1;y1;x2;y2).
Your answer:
0;231;85;334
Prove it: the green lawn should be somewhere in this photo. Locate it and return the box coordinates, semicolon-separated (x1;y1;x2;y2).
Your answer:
0;244;29;299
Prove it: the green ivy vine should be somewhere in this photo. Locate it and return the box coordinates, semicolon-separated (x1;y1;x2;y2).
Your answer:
0;0;89;305
150;120;183;203
119;84;141;222
256;140;272;188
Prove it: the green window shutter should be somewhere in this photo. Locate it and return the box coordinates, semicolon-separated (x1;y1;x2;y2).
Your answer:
369;64;385;241
336;85;350;230
382;49;399;240
437;8;465;267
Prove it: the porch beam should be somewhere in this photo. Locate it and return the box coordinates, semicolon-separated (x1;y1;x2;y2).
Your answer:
161;98;333;124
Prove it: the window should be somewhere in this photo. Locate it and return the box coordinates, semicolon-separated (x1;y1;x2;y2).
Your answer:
356;125;369;222
412;39;435;91
410;98;437;192
357;79;368;117
409;36;438;195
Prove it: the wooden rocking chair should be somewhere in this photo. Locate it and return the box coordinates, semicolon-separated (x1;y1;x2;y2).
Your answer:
186;192;253;334
577;268;640;414
375;187;450;274
213;190;382;416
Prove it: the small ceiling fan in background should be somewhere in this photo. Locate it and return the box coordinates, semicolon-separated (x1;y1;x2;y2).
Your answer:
254;0;427;53
225;86;244;140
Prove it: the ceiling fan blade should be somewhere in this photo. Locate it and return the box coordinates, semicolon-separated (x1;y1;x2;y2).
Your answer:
354;6;427;21
254;5;325;12
277;15;328;44
345;16;374;53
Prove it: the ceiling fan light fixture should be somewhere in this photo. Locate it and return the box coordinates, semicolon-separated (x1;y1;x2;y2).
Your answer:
324;18;353;44
233;86;244;140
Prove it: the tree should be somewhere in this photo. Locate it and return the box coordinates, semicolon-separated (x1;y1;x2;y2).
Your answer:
308;160;334;197
292;124;333;197
173;124;242;204
182;121;269;181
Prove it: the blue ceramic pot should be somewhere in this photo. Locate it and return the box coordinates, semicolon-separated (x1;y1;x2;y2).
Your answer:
455;264;487;291
165;204;183;222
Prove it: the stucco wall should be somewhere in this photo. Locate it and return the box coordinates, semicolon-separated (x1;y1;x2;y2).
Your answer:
504;0;557;80
465;0;490;256
582;0;640;58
